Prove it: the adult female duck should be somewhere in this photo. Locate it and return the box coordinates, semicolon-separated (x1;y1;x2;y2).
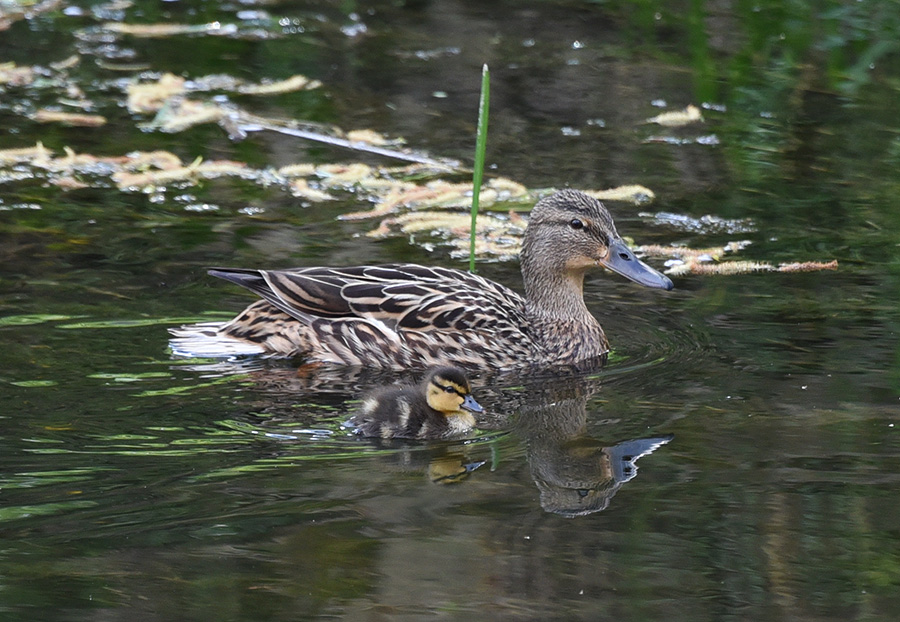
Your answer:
170;189;673;370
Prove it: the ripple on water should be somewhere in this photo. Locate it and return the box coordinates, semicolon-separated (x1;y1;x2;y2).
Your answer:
602;314;715;387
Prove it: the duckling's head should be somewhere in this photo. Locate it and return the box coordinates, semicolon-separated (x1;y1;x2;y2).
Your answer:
423;366;484;416
522;189;673;291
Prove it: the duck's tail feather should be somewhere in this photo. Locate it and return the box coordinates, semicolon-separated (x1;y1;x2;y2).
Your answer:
168;321;266;358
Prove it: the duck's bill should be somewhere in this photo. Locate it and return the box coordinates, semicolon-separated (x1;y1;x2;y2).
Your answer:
601;239;674;290
461;394;484;413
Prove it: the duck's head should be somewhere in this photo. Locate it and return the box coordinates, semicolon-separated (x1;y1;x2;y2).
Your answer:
424;366;484;416
522;189;674;291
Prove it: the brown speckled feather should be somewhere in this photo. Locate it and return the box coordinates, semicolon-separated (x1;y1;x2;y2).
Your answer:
210;264;532;369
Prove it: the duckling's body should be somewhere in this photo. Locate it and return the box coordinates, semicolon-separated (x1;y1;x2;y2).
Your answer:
351;367;483;440
170;189;673;371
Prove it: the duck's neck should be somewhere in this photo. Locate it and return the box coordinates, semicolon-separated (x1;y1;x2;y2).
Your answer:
522;259;594;322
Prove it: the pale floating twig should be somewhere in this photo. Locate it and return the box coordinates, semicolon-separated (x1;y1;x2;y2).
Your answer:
240;122;460;168
49;55;80;71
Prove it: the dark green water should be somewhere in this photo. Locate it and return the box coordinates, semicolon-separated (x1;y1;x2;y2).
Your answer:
2;1;900;620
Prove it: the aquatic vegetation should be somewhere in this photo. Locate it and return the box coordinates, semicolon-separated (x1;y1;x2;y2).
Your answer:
0;46;836;275
637;240;839;276
0;140;836;271
469;64;491;271
367;210;525;260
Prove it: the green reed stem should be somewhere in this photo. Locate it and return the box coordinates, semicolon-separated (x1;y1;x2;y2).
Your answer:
469;64;490;273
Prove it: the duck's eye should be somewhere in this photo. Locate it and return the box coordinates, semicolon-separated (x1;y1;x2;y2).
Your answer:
569;219;584;230
443;385;456;394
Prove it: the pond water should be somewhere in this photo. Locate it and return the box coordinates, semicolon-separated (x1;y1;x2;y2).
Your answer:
2;0;900;620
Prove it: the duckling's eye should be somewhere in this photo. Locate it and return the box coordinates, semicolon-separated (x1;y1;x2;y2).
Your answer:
443;385;456;394
569;219;584;230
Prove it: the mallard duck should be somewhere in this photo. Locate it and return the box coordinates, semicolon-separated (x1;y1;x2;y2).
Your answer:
349;366;483;440
169;189;673;370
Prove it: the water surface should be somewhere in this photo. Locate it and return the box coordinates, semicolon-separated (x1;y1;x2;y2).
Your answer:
2;1;900;620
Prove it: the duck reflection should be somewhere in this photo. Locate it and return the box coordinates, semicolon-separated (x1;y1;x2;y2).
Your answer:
512;376;673;517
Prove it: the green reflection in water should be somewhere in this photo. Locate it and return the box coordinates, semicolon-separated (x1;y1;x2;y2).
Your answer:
0;314;84;326
0;500;99;522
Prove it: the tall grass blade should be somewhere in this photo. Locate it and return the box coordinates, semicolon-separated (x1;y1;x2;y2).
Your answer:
469;64;490;273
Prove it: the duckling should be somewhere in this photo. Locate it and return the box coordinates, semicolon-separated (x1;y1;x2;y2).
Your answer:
170;189;673;370
350;366;483;440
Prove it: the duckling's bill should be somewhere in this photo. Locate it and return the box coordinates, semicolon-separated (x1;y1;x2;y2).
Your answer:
461;393;484;413
600;239;674;291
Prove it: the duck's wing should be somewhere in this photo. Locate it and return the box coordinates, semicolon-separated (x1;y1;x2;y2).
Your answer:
209;264;529;332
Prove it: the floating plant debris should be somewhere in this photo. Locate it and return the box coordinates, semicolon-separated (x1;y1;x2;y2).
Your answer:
339;178;529;220
645;104;704;127
0;0;64;31
346;128;404;146
146;99;229;132
126;73;186;113
237;74;321;95
103;21;239;38
664;259;839;276
635;241;838;276
126;71;320;116
32;109;107;127
586;185;655;205
0;61;34;86
0;47;835;276
0;142;53;164
0;141;835;272
637;241;752;262
369;210;526;261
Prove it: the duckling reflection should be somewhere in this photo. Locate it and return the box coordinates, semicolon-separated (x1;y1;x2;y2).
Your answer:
348;366;483;440
343;367;489;484
514;378;672;517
